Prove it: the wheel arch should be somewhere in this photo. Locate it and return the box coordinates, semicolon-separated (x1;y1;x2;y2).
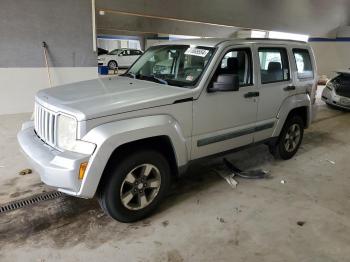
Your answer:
76;115;189;198
272;94;312;137
98;135;179;190
285;107;308;127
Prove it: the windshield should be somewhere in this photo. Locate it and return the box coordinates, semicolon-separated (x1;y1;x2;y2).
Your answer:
108;49;122;55
125;45;215;87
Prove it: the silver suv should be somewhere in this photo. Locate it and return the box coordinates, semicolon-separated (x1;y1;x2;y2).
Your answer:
18;38;318;222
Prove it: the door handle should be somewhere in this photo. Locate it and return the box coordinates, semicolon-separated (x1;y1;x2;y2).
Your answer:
284;85;296;91
244;92;260;98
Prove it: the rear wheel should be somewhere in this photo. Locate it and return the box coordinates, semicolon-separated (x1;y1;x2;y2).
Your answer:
269;115;304;160
98;150;171;223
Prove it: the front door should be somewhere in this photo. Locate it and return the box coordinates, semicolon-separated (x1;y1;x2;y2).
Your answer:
191;46;259;159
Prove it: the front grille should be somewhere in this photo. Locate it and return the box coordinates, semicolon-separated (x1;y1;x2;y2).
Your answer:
34;103;57;146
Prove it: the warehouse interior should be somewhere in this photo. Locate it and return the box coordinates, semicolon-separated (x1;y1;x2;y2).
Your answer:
0;0;350;261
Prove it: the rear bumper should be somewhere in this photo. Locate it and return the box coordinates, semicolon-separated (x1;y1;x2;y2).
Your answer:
17;122;91;196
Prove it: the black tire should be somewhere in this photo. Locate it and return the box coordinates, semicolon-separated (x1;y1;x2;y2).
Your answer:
270;115;304;160
98;150;171;223
108;60;118;70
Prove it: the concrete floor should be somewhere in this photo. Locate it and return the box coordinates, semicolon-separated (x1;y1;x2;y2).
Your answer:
0;87;350;261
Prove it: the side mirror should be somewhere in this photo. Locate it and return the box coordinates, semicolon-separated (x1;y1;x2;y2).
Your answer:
208;74;239;92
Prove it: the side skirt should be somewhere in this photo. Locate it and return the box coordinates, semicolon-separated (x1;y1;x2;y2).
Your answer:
178;137;278;176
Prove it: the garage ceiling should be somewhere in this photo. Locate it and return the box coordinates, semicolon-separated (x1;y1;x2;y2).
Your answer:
96;0;350;37
97;11;239;38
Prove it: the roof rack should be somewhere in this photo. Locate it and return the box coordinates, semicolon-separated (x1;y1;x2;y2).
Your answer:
244;38;307;43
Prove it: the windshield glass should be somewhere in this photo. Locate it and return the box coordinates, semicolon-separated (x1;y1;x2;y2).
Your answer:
125;45;215;87
108;49;122;55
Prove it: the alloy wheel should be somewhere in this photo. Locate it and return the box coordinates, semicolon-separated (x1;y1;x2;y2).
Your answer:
120;164;162;210
284;123;301;152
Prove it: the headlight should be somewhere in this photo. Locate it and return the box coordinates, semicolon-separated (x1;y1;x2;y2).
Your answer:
326;81;334;90
57;114;96;154
57;114;77;150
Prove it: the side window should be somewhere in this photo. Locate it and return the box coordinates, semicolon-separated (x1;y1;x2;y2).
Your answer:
130;50;139;56
293;49;314;79
212;48;253;87
259;48;290;84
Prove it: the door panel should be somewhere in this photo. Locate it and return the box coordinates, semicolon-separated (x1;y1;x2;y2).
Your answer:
117;55;127;67
128;55;138;66
254;45;294;142
291;47;316;103
191;46;258;159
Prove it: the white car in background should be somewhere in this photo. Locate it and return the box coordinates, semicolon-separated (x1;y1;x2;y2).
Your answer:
322;70;350;110
98;48;143;69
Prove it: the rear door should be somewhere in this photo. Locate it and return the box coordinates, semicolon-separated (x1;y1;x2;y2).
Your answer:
130;50;142;64
290;47;317;104
253;44;294;142
116;50;128;67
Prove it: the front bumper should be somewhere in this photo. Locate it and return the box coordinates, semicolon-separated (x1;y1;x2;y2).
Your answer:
17;122;91;196
97;60;106;66
322;88;350;109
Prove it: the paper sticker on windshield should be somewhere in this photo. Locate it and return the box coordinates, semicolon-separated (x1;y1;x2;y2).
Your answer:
186;75;194;81
185;48;209;57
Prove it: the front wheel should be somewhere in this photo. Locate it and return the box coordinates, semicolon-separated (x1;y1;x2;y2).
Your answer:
98;150;171;222
270;115;304;160
108;60;118;70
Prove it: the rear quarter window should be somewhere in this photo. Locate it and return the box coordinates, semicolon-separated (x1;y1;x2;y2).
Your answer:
293;49;314;79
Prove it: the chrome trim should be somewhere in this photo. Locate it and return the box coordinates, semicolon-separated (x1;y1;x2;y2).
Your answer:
34;103;57;147
197;121;275;147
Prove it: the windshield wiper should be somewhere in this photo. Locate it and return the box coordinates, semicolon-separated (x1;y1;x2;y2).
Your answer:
136;74;168;85
149;75;168;85
122;72;136;79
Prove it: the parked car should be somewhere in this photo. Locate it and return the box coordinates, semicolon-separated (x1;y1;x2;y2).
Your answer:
97;47;108;56
322;70;350;110
98;48;143;69
18;38;317;222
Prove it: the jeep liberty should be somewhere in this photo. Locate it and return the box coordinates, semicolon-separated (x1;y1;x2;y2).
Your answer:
18;38;317;222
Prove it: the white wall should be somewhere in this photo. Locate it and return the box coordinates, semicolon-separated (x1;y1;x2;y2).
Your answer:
310;26;350;78
0;0;98;115
0;68;97;115
97;38;141;51
310;42;350;78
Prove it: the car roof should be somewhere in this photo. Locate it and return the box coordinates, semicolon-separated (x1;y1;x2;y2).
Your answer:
155;38;309;48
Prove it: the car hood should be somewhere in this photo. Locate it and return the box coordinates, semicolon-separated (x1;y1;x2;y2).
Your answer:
36;77;194;121
98;54;108;59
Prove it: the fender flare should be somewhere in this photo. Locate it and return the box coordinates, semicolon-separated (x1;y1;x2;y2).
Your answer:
272;94;312;137
77;115;189;198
